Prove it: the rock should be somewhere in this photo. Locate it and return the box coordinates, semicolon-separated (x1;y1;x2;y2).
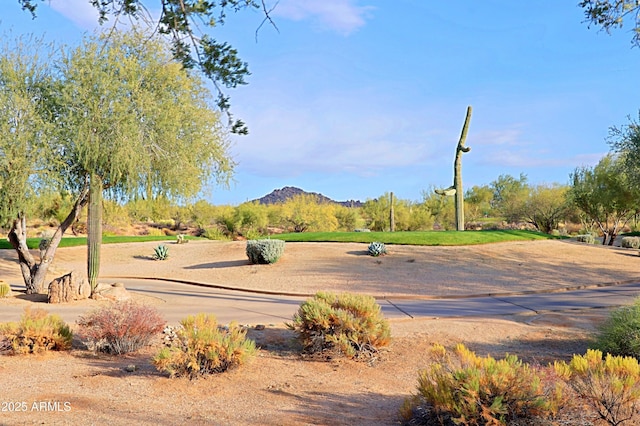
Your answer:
92;283;131;301
47;271;90;303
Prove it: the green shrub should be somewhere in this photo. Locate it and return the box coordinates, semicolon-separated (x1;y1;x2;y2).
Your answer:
152;313;256;379
621;236;640;249
287;292;391;360
576;234;596;244
153;244;169;260
246;239;285;264
367;241;387;257
555;349;640;426
593;298;640;359
402;343;559;425
77;301;166;355
0;281;10;298
0;307;72;354
201;227;229;241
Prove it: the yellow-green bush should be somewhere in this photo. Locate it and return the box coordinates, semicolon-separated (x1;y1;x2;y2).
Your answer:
593;298;640;359
0;281;10;298
287;292;390;360
0;307;72;354
402;343;560;425
153;313;256;379
555;349;640;426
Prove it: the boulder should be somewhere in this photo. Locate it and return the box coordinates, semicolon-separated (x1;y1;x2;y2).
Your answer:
92;282;131;301
48;271;90;303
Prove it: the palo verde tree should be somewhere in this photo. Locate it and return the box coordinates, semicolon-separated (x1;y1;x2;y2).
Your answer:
57;30;234;293
569;154;640;245
0;36;91;294
608;111;640;186
521;184;572;234
18;0;276;134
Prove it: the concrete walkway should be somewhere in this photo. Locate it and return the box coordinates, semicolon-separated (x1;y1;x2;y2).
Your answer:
3;278;640;325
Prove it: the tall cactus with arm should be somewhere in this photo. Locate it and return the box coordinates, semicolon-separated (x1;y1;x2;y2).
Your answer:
435;106;472;231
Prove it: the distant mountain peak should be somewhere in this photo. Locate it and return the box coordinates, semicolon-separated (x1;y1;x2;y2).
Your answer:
253;186;362;207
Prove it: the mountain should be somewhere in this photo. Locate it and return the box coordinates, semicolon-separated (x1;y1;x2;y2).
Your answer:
253;186;362;207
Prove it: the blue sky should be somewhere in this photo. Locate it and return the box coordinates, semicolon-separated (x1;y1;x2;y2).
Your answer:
4;1;640;205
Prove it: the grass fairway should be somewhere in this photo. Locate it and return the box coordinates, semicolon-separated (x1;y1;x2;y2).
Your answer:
271;230;559;246
0;235;191;250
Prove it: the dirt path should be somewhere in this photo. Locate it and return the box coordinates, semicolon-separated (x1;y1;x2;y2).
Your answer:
0;239;635;425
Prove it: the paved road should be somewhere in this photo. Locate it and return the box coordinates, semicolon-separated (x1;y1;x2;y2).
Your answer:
3;279;640;325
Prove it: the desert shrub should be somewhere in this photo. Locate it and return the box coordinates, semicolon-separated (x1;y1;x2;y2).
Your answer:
402;343;559;425
77;301;165;355
592;298;640;359
621;236;640;249
368;241;387;257
153;313;256;379
153;244;169;260
0;307;72;354
576;234;596;244
555;349;640;426
246;239;285;264
287;292;391;360
201;226;229;240
0;281;10;298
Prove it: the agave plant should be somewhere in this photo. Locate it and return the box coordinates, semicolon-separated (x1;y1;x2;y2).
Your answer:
368;241;387;257
153;244;169;261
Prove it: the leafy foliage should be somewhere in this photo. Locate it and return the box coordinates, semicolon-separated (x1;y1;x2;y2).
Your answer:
77;301;166;355
403;343;560;425
152;313;256;379
580;1;640;47
490;173;530;223
0;307;72;354
287;292;391;360
609;111;640;187
18;0;266;134
246;239;285;264
555;349;640;426
521;184;572;234
569;154;640;245
593;298;640;359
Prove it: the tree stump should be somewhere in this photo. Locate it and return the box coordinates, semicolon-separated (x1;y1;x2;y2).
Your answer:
48;271;91;303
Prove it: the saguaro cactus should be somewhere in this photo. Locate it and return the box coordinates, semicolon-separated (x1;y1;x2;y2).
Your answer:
435;106;473;231
389;192;395;232
87;172;102;294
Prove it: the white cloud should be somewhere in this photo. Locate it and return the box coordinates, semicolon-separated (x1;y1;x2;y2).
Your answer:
273;0;375;35
48;0;100;30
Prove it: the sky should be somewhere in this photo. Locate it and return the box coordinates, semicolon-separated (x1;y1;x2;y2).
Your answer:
4;1;640;205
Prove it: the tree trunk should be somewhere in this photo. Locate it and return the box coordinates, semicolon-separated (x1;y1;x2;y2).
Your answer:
8;185;89;294
87;173;103;294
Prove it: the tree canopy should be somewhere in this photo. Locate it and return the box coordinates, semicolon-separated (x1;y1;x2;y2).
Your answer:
580;0;640;46
569;154;640;245
17;0;274;134
608;111;640;186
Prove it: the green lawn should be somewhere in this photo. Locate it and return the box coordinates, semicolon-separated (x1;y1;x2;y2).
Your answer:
0;230;561;250
0;235;191;250
270;230;560;246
